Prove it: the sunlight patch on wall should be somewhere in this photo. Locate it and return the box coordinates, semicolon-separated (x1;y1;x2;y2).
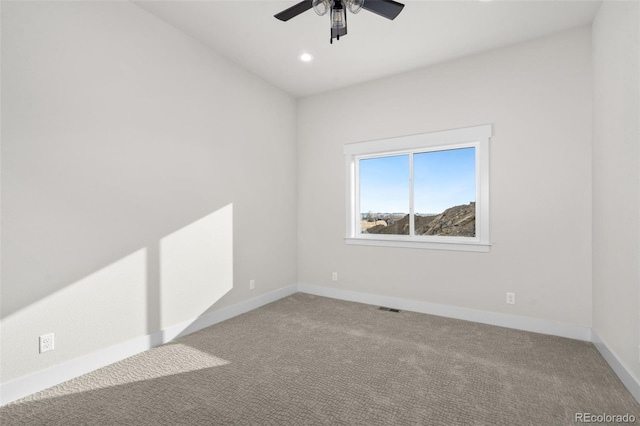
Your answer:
1;249;148;382
159;204;233;328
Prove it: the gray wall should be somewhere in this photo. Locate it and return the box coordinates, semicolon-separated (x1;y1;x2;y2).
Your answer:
592;0;640;380
1;1;297;382
297;27;593;327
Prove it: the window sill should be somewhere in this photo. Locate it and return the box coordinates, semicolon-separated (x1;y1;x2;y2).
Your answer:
344;237;491;252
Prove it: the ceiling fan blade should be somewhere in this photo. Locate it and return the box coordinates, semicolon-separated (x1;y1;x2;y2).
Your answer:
274;0;313;21
361;0;404;20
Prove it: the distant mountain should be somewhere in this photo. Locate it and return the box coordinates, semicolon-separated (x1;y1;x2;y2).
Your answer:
365;202;475;237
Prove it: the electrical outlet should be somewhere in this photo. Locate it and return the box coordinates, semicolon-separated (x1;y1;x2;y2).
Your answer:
506;292;516;305
249;279;255;290
39;333;55;353
332;272;338;281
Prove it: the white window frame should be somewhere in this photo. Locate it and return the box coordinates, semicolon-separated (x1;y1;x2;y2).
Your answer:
344;124;491;252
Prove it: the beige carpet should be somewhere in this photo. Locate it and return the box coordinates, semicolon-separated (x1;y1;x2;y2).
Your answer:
1;293;638;425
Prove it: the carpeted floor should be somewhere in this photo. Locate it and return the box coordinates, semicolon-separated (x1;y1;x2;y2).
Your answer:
1;293;638;425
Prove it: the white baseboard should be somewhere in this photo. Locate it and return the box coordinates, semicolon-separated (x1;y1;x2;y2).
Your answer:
0;285;297;407
158;285;297;343
592;330;640;404
297;284;640;403
297;283;592;341
5;284;639;408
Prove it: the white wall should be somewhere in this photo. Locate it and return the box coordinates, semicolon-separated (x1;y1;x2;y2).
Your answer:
5;0;634;404
592;0;640;380
298;28;593;327
1;1;297;383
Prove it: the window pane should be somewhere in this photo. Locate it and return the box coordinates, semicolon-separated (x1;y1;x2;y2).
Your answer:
359;155;409;235
413;147;476;237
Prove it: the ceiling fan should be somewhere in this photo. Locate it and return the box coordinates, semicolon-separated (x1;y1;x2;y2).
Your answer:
274;0;405;44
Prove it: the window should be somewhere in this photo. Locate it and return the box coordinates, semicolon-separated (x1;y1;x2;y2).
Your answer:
344;125;491;252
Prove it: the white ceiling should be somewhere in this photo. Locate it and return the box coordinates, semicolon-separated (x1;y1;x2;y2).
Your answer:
134;0;601;97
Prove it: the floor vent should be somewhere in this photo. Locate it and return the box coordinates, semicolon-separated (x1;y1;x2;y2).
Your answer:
379;307;400;313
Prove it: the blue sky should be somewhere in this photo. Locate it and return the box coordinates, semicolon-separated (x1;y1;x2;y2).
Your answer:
359;147;476;214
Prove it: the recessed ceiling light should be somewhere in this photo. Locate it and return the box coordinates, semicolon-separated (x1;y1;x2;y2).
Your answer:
299;53;314;63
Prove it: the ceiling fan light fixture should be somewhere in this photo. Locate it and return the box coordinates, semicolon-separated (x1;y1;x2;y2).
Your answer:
312;0;331;16
331;4;346;29
274;0;405;44
345;0;363;14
